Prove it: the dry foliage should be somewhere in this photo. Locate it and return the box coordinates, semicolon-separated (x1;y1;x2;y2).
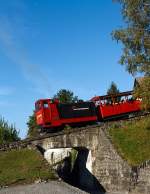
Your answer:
134;77;150;110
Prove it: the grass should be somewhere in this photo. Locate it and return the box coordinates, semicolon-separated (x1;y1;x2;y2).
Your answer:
0;148;57;186
108;116;150;166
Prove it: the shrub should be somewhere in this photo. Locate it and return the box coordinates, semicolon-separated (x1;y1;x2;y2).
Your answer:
0;117;20;144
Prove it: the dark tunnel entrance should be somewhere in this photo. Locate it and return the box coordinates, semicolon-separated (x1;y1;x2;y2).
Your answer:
56;147;106;194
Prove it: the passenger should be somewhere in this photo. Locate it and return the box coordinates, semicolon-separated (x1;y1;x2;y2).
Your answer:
128;97;133;102
121;99;124;103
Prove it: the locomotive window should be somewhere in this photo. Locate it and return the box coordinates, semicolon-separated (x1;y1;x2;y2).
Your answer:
35;102;42;111
35;104;38;111
43;102;49;108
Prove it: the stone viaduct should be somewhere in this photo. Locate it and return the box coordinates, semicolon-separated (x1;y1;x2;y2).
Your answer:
32;125;150;194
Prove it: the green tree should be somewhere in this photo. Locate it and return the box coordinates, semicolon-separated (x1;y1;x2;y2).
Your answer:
112;0;150;109
107;82;120;95
112;0;150;76
53;89;78;103
27;113;39;138
107;82;120;103
0;117;20;144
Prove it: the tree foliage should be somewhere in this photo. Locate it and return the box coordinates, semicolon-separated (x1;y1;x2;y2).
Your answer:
107;82;120;102
134;77;150;110
0;117;20;144
112;0;150;76
27;113;39;138
107;82;120;95
53;89;78;103
112;0;150;109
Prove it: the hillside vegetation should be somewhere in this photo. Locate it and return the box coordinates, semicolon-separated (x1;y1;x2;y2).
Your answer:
0;149;57;186
0;117;20;144
108;116;150;166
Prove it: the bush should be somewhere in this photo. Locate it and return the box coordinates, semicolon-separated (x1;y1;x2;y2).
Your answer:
27;113;39;138
0;117;20;144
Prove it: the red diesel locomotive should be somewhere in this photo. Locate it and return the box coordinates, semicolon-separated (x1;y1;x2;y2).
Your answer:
35;99;97;130
35;90;142;131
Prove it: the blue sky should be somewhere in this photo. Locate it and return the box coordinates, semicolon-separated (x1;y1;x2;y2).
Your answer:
0;0;136;138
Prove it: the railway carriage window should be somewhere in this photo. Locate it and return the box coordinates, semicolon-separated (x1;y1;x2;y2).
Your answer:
120;97;124;103
128;97;133;102
95;101;100;106
106;101;111;105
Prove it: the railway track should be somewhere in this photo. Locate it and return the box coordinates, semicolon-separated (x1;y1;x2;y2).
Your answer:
0;112;149;152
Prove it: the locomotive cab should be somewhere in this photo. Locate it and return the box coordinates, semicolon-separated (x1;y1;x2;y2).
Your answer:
35;99;51;127
35;99;61;129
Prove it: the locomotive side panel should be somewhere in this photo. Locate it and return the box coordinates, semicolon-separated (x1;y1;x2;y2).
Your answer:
35;100;97;129
57;102;96;119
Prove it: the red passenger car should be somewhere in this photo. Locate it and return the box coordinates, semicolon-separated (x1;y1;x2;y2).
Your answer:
35;99;97;130
91;91;142;120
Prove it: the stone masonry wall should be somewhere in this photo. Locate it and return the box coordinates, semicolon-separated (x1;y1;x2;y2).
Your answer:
92;127;131;192
34;125;150;194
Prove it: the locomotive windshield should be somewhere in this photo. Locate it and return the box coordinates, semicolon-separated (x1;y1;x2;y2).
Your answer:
35;102;42;112
35;100;49;112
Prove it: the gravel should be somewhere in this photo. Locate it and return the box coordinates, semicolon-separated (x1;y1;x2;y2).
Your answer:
0;181;88;194
0;181;131;194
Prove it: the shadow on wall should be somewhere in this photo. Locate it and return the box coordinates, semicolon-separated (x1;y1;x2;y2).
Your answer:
57;147;106;194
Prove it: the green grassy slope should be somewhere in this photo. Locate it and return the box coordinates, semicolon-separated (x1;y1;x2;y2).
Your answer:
0;149;57;186
108;116;150;166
